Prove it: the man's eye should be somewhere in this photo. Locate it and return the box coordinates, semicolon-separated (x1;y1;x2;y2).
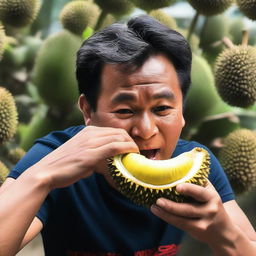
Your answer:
116;109;133;114
153;106;172;115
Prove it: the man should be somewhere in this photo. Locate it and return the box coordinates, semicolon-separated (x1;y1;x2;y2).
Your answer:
0;15;256;256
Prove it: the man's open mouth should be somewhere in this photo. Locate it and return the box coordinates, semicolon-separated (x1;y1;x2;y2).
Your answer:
140;149;158;160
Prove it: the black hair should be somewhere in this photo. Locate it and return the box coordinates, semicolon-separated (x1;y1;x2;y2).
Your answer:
76;15;192;111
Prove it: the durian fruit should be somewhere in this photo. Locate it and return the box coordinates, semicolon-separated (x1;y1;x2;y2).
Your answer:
228;18;245;45
60;1;100;36
183;54;219;131
237;0;256;21
130;0;175;12
0;160;9;186
200;15;230;53
219;129;256;195
108;147;210;207
33;30;82;110
187;0;233;16
0;25;5;60
8;147;26;164
149;9;177;30
0;87;18;144
214;34;256;108
0;0;41;28
94;0;134;17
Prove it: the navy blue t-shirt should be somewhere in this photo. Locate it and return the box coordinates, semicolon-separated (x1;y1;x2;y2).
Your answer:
8;125;234;256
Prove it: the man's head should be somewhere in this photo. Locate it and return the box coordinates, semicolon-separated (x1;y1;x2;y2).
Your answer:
76;15;192;111
76;15;192;159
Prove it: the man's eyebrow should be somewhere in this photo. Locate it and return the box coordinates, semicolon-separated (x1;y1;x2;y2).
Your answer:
111;90;175;104
112;93;136;103
152;90;175;100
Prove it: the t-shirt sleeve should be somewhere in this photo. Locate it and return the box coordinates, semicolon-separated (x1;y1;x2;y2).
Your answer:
7;139;59;225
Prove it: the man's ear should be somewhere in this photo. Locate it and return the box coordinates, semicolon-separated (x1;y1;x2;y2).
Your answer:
78;94;92;125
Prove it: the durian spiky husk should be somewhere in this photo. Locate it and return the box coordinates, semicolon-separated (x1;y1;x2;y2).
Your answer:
108;147;210;207
0;0;41;27
214;45;256;108
0;160;9;186
237;0;256;21
219;129;256;195
0;87;18;144
187;0;233;16
94;0;134;16
130;0;175;11
60;1;100;35
149;9;177;30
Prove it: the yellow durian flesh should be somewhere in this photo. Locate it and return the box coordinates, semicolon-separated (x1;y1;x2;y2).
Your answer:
108;147;210;207
117;152;194;186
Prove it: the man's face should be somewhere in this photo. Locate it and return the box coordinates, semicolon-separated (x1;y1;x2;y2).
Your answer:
82;54;185;160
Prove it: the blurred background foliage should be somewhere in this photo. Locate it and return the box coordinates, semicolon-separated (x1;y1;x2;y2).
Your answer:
0;0;256;255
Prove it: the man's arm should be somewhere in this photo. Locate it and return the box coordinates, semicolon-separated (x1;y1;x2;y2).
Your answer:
0;175;50;256
0;126;139;256
150;181;256;256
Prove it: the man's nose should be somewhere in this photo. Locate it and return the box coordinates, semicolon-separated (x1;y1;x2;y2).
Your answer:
131;113;158;140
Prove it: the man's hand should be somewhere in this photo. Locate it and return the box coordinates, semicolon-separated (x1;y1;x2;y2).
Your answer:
35;126;139;189
150;180;232;245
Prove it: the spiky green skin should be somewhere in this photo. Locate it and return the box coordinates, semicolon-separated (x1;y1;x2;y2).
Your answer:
0;25;4;60
219;129;256;195
237;0;256;20
94;0;134;16
215;46;256;108
107;154;210;208
60;1;100;35
130;0;175;11
8;147;26;164
33;30;82;110
187;0;233;16
0;87;18;144
0;160;9;186
149;9;177;30
0;0;41;27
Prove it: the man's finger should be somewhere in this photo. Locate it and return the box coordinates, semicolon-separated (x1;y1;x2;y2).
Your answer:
175;182;213;203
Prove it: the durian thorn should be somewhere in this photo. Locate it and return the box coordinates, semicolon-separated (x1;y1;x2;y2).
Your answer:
222;37;234;49
242;30;249;46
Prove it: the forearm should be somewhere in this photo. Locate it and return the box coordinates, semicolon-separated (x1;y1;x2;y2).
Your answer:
209;222;256;256
0;167;51;256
